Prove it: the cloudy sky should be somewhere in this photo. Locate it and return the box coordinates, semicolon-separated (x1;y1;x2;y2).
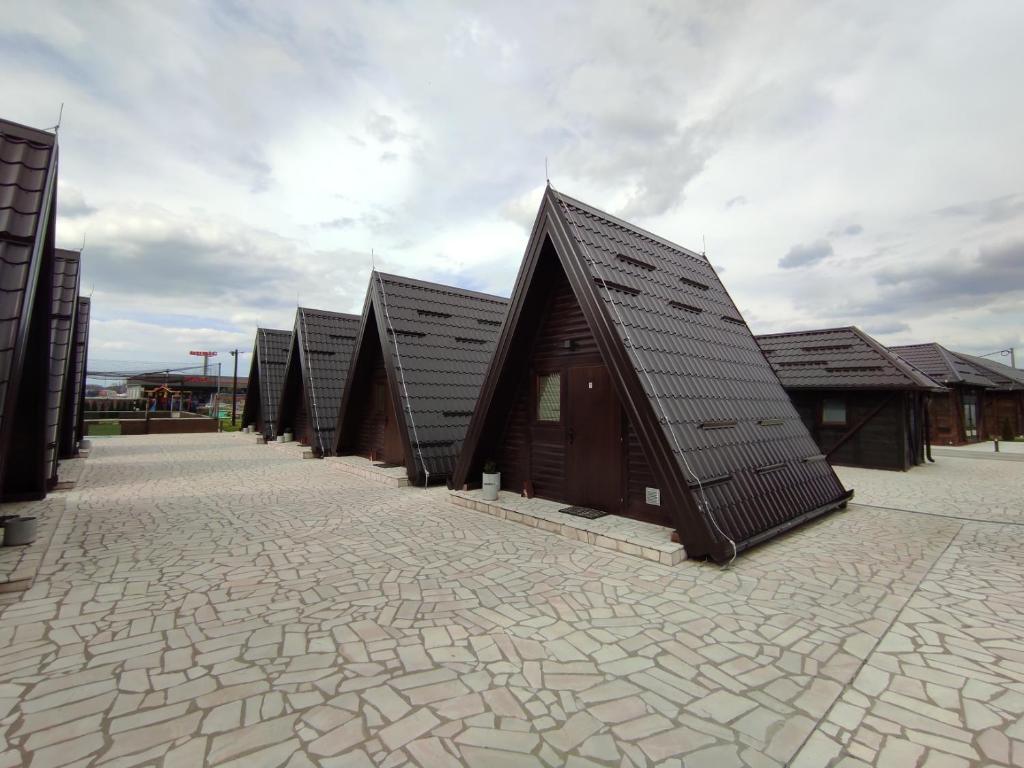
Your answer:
3;0;1023;374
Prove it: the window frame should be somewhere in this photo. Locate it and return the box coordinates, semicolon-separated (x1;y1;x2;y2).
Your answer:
820;396;847;427
534;370;562;425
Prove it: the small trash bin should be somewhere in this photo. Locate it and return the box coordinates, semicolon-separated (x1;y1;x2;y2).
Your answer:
3;516;38;546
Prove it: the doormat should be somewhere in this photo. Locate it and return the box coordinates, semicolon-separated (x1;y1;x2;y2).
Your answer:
559;506;608;520
373;463;403;469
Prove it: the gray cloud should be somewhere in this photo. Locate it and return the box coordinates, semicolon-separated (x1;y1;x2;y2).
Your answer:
320;217;356;229
57;184;96;218
826;223;863;238
366;111;399;143
778;239;834;269
725;195;747;209
934;194;1024;223
863;320;910;335
844;239;1024;316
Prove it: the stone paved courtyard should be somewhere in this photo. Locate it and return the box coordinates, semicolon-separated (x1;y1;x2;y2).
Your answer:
0;435;1021;767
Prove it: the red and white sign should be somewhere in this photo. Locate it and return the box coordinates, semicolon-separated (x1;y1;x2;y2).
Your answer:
189;351;218;357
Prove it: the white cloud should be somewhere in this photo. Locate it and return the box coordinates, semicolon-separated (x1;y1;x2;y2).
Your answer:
1;0;1022;363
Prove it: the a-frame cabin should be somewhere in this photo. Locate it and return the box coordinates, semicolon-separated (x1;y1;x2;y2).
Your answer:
60;295;90;458
333;272;508;486
451;186;852;562
45;248;81;486
276;308;360;455
240;327;292;440
0;118;59;502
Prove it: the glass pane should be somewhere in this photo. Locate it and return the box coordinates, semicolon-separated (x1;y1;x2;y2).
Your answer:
537;373;561;422
822;398;846;424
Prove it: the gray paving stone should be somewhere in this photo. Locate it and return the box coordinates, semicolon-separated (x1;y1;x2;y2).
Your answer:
0;434;1019;768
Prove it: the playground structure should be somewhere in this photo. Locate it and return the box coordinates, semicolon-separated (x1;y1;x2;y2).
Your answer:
143;383;194;413
82;359;246;436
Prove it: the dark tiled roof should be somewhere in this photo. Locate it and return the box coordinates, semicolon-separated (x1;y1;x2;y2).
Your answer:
756;326;942;390
63;296;90;454
950;351;1024;390
370;272;508;481
291;307;360;453
0;118;57;442
549;189;851;556
242;327;291;434
889;343;995;387
45;249;81;480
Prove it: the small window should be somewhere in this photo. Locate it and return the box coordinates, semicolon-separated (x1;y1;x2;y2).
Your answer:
822;398;846;425
536;372;561;423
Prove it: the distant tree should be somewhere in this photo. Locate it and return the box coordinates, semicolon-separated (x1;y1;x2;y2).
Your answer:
1002;418;1015;442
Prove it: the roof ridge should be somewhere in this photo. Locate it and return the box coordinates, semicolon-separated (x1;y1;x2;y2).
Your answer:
296;306;361;320
0;118;57;146
949;350;1023;388
848;327;941;390
373;270;510;304
547;186;708;263
756;325;855;339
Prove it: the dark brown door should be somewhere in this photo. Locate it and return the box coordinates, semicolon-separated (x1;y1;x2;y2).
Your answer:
567;365;622;512
380;376;405;465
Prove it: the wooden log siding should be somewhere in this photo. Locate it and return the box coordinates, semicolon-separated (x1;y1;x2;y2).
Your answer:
785;390;913;471
983;391;1023;439
925;386;988;446
495;261;670;525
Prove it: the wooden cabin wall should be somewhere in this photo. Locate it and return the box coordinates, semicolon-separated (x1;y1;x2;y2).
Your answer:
786;390;908;470
495;376;530;493
926;390;960;445
247;373;262;432
353;354;389;459
494;268;668;524
927;386;989;445
294;387;311;445
983;392;1022;439
276;356;302;441
624;419;666;523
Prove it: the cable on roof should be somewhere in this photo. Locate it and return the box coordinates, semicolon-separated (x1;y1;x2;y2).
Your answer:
561;208;738;566
375;271;431;488
298;310;327;456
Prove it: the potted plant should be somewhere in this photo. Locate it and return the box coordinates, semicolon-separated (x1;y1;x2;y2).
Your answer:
481;460;500;501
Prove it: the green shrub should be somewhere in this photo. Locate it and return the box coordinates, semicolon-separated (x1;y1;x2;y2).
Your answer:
1002;418;1015;442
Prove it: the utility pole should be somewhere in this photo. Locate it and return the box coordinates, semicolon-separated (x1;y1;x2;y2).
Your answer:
214;362;222;431
230;349;239;426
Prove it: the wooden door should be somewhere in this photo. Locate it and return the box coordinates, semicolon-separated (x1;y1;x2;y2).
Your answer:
381;378;405;466
567;365;622;512
294;389;311;445
962;392;979;442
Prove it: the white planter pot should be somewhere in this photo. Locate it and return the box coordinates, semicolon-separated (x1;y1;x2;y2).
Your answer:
249;424;257;433
283;432;293;443
481;472;500;501
3;516;37;546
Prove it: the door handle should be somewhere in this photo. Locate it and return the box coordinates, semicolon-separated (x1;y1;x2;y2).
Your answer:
568;427;575;444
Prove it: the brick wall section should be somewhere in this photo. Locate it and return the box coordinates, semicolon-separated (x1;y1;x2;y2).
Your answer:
86;417;219;436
